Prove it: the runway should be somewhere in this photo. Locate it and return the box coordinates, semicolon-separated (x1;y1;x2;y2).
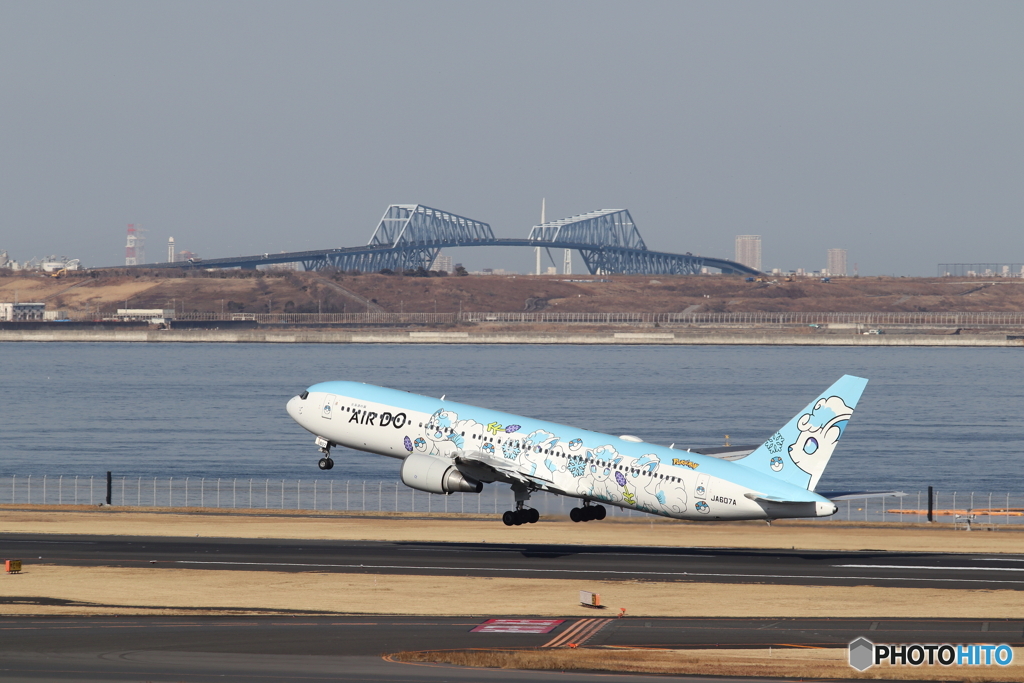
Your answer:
2;615;1021;682
3;533;1024;590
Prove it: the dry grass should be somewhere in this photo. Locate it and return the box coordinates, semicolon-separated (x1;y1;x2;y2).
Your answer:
2;563;1021;619
392;647;1024;682
7;272;1024;316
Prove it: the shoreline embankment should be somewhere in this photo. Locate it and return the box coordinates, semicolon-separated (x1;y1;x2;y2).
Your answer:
2;328;1022;346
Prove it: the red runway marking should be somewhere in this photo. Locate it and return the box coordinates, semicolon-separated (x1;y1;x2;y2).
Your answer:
471;619;564;634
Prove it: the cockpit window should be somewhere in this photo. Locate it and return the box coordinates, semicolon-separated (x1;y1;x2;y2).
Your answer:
299;391;309;400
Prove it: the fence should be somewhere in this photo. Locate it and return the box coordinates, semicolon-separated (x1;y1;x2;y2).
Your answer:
2;476;1022;524
75;311;1024;326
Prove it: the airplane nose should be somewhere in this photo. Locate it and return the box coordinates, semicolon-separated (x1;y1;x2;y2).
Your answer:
286;395;303;421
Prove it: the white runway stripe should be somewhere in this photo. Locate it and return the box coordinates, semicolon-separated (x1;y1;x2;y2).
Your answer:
837;564;1024;572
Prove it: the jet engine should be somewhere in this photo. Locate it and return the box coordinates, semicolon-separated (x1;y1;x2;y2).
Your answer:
401;452;482;495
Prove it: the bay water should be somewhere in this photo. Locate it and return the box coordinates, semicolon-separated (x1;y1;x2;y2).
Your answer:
1;343;1021;495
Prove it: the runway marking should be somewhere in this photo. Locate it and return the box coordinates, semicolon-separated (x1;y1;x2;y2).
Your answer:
837;564;1024;572
471;619;563;634
974;558;1024;562
543;619;613;647
405;547;716;558
0;540;97;544
172;560;1024;585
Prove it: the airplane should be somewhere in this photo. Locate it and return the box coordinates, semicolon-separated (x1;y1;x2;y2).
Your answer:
286;375;890;526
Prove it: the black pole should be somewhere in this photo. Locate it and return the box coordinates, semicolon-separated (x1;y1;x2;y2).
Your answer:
106;471;112;506
927;485;933;522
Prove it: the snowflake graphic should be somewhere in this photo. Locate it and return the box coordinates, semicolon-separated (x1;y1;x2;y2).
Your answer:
765;432;785;454
567;459;586;478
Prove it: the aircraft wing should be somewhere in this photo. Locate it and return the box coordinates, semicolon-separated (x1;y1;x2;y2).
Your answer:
455;451;554;488
814;490;906;501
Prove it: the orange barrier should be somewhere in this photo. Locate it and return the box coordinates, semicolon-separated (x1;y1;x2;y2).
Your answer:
887;509;1024;516
5;559;22;574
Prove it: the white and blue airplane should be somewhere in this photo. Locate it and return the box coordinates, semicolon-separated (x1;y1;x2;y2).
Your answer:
286;375;880;526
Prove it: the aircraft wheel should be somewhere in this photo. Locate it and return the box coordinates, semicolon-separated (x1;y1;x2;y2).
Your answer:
318;457;331;470
502;510;516;526
325;458;334;470
527;508;540;524
569;507;582;523
595;505;606;520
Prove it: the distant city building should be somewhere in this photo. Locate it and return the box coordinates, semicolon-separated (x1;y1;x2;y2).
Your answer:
168;237;176;263
827;248;848;277
40;256;79;273
1;254;79;272
0;302;45;321
431;252;453;273
114;308;174;322
177;250;201;262
938;263;1024;277
735;235;762;272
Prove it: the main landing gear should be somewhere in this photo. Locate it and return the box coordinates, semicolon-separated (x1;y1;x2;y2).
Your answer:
315;436;334;470
502;483;540;526
570;502;606;523
502;506;540;526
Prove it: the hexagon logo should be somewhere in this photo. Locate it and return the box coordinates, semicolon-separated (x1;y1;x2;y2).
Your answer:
849;637;875;671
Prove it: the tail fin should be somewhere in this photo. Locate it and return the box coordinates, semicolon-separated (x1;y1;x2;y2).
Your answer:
736;375;868;490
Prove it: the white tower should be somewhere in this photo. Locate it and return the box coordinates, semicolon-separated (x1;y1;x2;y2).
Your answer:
535;198;545;275
168;237;176;263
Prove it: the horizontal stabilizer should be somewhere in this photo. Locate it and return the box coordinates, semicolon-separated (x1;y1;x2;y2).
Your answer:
688;445;759;461
816;490;906;501
743;492;809;505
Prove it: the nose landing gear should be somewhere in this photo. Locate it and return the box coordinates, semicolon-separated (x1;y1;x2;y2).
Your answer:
570;502;606;522
315;436;334;470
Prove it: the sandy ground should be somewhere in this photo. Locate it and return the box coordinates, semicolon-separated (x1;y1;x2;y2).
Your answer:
1;506;1022;554
3;565;1022;619
1;507;1022;618
395;647;1024;682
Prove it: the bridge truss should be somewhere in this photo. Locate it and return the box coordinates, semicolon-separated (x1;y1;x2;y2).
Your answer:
300;205;494;272
139;204;758;276
527;209;706;275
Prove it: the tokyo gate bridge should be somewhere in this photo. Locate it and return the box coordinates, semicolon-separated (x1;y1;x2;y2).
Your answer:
145;204;759;276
